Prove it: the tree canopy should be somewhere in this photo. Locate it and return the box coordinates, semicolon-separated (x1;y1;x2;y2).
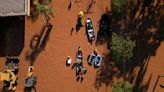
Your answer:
112;81;133;92
37;4;52;14
111;0;129;16
110;33;135;62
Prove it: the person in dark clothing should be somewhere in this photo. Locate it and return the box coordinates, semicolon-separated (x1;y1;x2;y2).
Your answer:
77;46;83;61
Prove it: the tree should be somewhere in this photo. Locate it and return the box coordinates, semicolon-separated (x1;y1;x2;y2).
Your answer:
30;0;53;21
112;81;133;92
111;0;129;16
36;4;52;14
110;33;135;62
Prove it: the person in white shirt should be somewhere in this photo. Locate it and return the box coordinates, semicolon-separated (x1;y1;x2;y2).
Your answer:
66;56;72;66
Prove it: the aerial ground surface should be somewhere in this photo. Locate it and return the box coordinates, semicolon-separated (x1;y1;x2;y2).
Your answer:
0;0;163;92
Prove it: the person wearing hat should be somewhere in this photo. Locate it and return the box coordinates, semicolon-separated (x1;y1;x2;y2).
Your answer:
78;11;84;26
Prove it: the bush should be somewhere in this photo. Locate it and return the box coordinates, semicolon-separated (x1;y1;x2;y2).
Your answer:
31;0;53;15
111;0;129;17
110;33;135;62
37;4;52;14
112;81;133;92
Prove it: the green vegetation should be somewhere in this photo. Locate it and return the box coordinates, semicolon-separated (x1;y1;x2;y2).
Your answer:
30;0;53;21
112;81;133;92
110;33;135;62
111;0;121;16
111;0;129;16
36;4;52;14
33;0;52;15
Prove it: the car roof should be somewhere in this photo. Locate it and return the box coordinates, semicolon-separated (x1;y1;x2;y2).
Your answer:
88;29;94;32
87;19;92;23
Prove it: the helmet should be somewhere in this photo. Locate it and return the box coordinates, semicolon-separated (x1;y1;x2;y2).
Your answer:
79;11;84;16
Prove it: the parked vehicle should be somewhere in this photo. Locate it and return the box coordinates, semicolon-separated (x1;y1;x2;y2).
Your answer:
86;17;95;42
87;53;96;65
87;54;102;68
93;55;102;68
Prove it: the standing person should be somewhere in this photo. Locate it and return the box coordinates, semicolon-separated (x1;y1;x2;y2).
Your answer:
93;49;98;56
77;46;83;62
66;56;72;66
24;66;37;92
78;11;84;26
76;46;83;74
92;49;98;58
76;11;84;32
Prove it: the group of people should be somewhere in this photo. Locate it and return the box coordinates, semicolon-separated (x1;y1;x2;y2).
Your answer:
75;47;87;80
66;46;87;81
66;46;102;81
65;9;104;81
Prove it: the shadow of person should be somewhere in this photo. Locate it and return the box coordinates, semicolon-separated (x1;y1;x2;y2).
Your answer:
86;0;95;13
71;63;76;70
76;76;84;82
80;77;84;82
70;27;74;36
68;0;72;11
